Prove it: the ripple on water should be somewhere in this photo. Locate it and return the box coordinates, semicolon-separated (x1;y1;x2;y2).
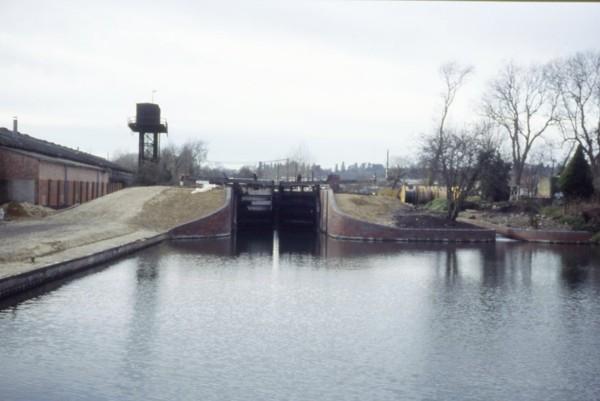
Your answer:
1;237;600;401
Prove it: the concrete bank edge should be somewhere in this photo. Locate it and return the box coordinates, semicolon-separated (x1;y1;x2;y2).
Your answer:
458;217;594;244
0;233;168;299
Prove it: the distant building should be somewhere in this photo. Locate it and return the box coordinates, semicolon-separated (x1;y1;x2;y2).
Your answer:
0;127;133;207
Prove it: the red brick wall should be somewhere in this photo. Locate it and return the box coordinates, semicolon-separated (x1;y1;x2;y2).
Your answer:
37;160;112;207
0;148;39;180
38;180;47;205
36;178;120;207
66;181;73;204
49;180;58;207
2;148;124;207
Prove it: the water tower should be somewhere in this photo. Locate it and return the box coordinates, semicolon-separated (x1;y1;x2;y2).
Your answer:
127;103;168;168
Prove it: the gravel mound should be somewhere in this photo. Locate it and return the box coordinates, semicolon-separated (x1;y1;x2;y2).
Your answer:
1;202;56;219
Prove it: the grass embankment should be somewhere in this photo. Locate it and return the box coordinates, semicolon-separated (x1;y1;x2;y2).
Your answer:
335;193;412;227
133;187;225;231
335;193;475;229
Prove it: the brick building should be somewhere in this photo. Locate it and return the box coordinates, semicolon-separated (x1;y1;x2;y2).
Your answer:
0;127;133;207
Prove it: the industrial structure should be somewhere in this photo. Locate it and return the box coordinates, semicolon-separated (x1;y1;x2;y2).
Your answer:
127;103;168;168
0;122;133;207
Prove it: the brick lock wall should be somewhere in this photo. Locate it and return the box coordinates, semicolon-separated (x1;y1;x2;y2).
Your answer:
321;189;495;242
170;189;233;238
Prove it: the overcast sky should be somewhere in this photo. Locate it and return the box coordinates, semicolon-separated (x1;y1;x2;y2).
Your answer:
1;1;599;168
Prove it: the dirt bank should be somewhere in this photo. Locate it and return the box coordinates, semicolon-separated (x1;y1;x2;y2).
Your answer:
335;194;413;227
1;202;55;219
132;187;226;231
335;193;474;229
459;209;572;231
0;186;225;278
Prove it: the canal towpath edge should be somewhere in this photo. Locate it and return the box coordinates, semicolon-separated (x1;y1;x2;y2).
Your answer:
0;186;230;299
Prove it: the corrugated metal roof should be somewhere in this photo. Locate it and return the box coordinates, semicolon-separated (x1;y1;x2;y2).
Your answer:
0;127;133;173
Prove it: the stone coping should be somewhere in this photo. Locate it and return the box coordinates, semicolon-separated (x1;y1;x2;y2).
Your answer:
459;218;593;244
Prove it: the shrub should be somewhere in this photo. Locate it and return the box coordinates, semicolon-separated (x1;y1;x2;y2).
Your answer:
479;151;511;202
541;206;563;220
425;198;448;212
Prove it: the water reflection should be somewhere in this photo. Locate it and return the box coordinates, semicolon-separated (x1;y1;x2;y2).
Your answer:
167;236;235;256
444;246;460;285
234;230;273;255
168;233;600;293
122;255;161;393
2;232;600;401
558;246;595;291
479;244;506;288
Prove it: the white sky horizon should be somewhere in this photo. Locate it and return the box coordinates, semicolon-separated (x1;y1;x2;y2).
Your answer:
1;1;599;169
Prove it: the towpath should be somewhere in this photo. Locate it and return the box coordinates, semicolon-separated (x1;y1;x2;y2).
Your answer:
0;186;225;279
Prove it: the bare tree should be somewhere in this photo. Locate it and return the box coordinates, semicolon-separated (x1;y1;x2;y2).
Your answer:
287;144;313;180
386;156;411;189
111;151;138;172
427;62;473;185
483;62;559;195
157;140;208;184
177;140;208;177
422;122;493;221
549;51;600;190
236;166;255;179
114;140;207;185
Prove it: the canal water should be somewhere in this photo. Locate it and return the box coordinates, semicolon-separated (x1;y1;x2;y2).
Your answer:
1;232;600;401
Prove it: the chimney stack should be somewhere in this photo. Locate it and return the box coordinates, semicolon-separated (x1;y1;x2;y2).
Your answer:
12;117;18;134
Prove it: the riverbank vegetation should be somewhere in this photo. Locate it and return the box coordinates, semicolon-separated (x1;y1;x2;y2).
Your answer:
412;51;600;241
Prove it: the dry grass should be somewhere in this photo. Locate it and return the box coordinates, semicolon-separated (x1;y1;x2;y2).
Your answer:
335;193;412;227
134;187;225;230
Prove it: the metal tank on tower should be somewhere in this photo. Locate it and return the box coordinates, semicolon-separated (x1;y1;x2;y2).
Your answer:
127;103;168;168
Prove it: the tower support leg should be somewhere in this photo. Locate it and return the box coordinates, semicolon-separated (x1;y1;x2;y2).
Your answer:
153;132;159;161
138;132;145;169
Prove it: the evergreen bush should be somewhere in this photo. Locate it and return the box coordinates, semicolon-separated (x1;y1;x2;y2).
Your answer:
559;145;594;199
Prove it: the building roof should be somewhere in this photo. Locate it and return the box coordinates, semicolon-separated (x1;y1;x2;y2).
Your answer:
0;127;133;173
